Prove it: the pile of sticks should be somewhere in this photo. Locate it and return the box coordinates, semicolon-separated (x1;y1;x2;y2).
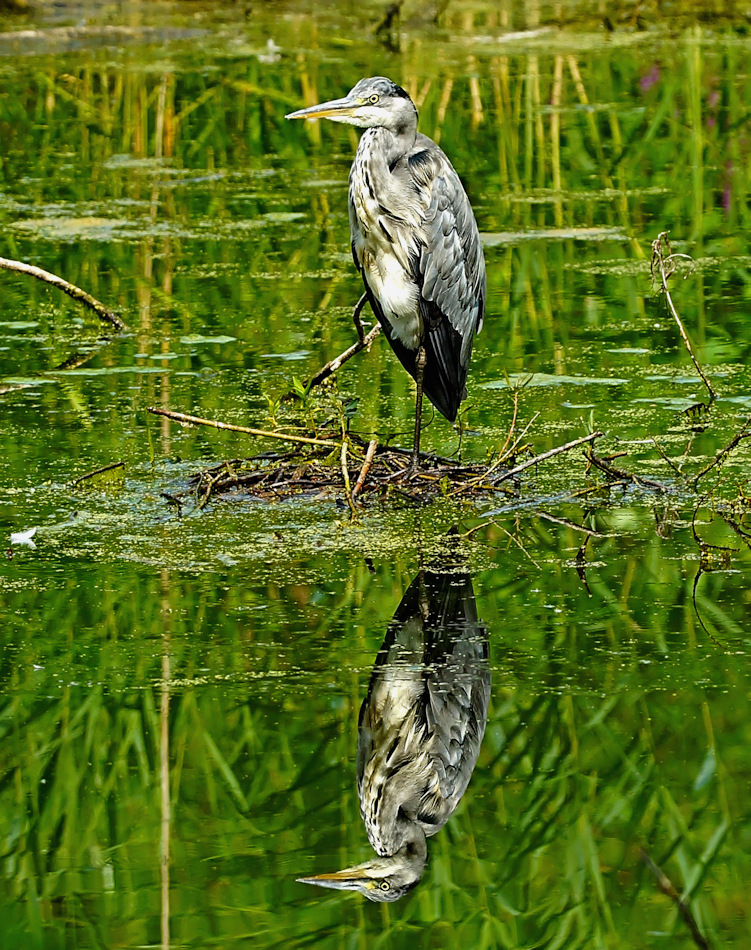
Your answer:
147;407;603;513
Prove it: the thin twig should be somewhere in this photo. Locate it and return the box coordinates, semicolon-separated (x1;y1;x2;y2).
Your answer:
495;522;542;569
640;850;710;950
0;256;126;331
352;438;378;500
494;431;604;483
586;448;670;492
197;469;223;509
650;233;715;405
717;511;751;552
497;383;520;460
535;510;604;538
500;411;541;468
692;415;751;486
147;407;338;448
449;409;540;498
307;323;381;389
70;460;125;487
341;440;355;513
651;437;686;477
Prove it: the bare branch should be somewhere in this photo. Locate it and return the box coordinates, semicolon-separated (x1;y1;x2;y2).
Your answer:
692;415;751;486
147;407;338;448
0;256;126;331
307;323;381;389
650;233;715;405
352;438;378;500
586;448;670;492
640;849;711;950
494;431;604;483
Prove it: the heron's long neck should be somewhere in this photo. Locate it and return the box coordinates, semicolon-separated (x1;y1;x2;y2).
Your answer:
353;122;417;207
390;819;428;871
365;784;429;861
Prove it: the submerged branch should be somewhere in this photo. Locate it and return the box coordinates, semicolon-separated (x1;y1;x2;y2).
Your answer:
586;448;670;492
640;850;710;950
0;256;126;331
70;460;125;487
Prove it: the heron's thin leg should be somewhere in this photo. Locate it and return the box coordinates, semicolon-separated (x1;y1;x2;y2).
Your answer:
408;345;427;476
353;292;368;343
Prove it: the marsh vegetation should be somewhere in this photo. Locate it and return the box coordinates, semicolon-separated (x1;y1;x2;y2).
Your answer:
2;1;751;947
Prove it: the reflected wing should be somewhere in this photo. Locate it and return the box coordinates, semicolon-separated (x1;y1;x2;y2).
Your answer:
357;572;490;855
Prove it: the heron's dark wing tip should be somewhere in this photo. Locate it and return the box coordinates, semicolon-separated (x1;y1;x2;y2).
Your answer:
420;299;469;422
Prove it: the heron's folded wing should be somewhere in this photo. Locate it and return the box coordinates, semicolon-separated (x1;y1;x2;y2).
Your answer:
407;144;486;420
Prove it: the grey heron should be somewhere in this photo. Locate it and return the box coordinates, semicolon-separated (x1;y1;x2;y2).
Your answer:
286;77;486;474
298;569;489;901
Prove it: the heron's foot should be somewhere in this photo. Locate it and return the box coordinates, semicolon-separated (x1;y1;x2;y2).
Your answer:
402;455;421;480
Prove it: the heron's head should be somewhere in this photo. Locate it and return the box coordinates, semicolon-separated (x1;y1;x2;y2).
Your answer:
285;77;417;133
297;851;424;903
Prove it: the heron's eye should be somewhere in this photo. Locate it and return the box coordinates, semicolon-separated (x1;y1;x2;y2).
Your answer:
380;881;390;890
369;94;380;104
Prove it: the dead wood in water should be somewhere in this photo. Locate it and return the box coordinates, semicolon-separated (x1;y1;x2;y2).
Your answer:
0;256;126;331
585;446;672;493
173;443;514;510
147;407;339;449
153;421;604;512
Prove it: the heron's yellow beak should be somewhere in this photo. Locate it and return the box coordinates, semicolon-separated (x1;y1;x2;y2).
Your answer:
285;96;360;121
297;866;375;892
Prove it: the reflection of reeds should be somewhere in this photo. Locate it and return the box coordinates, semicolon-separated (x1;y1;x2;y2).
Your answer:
1;12;749;476
1;532;742;945
3;25;748;370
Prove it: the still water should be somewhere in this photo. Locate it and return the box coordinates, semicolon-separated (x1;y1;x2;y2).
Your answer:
1;1;751;947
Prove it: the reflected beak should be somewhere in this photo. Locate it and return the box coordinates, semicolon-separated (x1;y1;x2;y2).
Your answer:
285;96;359;121
297;866;372;892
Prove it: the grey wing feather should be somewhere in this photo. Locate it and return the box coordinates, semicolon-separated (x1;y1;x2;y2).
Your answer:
409;138;486;353
348;132;485;422
406;140;486;420
356;573;489;851
422;641;490;815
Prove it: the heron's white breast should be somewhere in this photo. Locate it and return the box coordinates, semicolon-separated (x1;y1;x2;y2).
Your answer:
350;133;423;352
363;253;422;351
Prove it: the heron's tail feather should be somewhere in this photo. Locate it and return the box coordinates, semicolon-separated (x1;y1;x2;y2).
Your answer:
420;300;469;422
364;286;469;423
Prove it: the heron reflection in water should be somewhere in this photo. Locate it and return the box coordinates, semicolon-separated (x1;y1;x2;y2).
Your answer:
286;78;486;474
298;570;489;902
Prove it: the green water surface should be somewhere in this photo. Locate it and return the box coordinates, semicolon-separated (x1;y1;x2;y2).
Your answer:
1;1;751;947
